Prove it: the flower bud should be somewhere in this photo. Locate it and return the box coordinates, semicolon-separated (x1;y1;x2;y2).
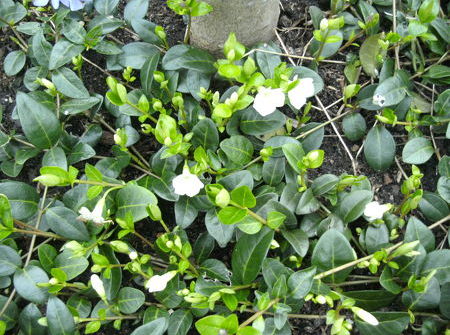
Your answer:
320;18;329;31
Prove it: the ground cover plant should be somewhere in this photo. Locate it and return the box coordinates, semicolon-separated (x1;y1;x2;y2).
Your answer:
0;0;449;334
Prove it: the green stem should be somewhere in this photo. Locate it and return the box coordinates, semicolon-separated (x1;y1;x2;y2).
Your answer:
159;220;170;233
173;249;199;277
229;200;267;226
315;30;330;61
78;315;138;322
133;231;155;249
13;228;66;240
75;179;124;188
239;298;280;328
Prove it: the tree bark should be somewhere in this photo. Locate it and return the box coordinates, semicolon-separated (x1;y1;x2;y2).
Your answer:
190;0;280;56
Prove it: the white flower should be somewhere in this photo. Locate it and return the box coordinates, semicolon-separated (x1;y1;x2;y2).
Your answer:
129;251;138;260
145;271;177;293
172;168;204;197
225;92;239;105
364;201;390;221
90;274;106;300
288;76;315;109
253;87;285;116
78;198;106;225
372;94;385;107
288;76;315;108
352;307;379;326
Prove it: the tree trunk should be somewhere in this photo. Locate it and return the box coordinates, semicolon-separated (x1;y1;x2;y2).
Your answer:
190;0;280;56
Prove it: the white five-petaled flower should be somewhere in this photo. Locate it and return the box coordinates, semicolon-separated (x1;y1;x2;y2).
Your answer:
78;198;106;225
253;87;285;116
288;76;315;110
364;201;390;221
90;274;106;300
128;251;138;260
172;167;204;197
352;307;379;326
372;94;386;107
145;271;177;293
33;0;85;11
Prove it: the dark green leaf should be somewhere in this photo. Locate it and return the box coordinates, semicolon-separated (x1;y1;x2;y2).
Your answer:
404;217;435;252
287;267;316;299
124;0;149;22
13;265;49;304
54;250;89;280
231;227;274;284
402;277;440;310
336;190;373;223
16;92;61;149
220;135;254;165
0;245;22;277
52;68;89;99
94;0;119;15
115;184;157;221
240;108;285;136
311;229;356;283
418;192;449;222
344;290;396;311
402;137;434;164
162;45;216;74
175;196;199;228
364;126;396;171
281;229;309;257
342;113;367;141
47;296;75;335
141;53;160;96
44;206;90;241
205;209;235;248
19;303;46;335
118;287;145;314
0;181;39;220
192;119;219;151
118;42;160;70
168;309;193;335
4;50;26;76
0;294;19;330
49;40;85;70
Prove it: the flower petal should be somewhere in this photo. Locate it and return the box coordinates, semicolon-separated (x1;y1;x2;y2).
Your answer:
288;91;307;110
33;0;50;6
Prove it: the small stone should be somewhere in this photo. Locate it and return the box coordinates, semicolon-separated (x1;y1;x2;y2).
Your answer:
383;173;393;184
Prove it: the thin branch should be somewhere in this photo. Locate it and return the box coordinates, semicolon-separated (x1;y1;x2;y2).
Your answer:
315;96;357;174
